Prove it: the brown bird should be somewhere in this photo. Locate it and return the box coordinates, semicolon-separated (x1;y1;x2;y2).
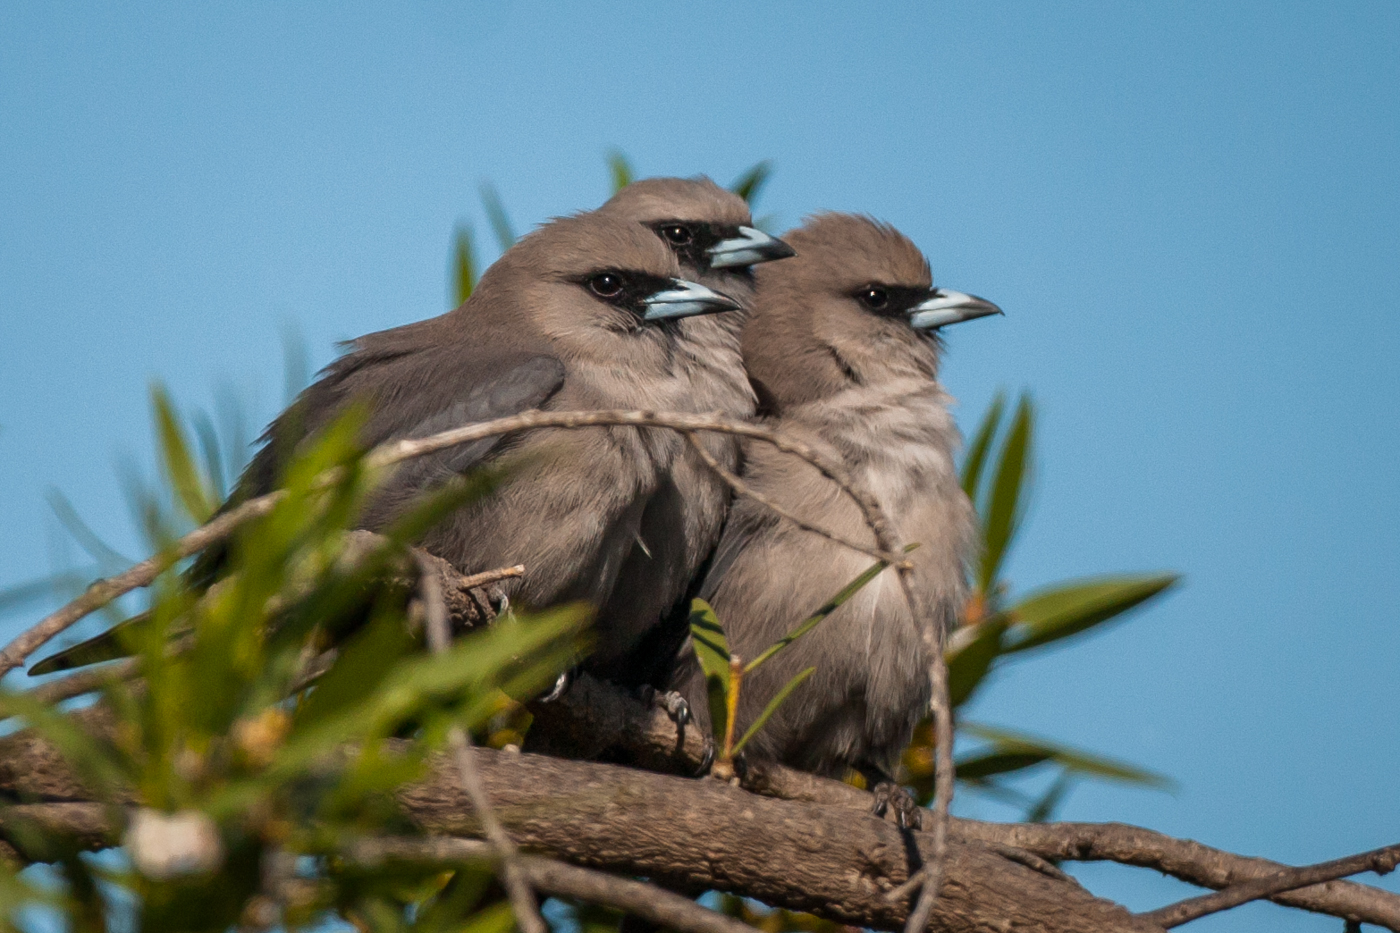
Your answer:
586;177;794;689
31;210;743;680
667;213;1001;822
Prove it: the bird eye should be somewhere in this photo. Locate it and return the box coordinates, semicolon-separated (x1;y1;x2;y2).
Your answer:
588;273;625;299
661;225;692;245
857;286;889;310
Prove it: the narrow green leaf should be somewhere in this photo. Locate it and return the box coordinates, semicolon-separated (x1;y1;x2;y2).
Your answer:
979;393;1033;591
452;223;476;305
744;545;913;674
961;722;1175;788
45;488;132;570
688;599;731;744
729;160;773;205
1003;574;1179;654
956;749;1052;781
478;182;516;253
960;391;1006;501
945;613;1010;708
191;410;228;500
0;574;70;616
732;666;814;755
1025;770;1074;823
151;384;215;523
607;149;634;193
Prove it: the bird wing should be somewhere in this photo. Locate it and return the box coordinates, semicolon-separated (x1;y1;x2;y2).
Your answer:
29;334;565;678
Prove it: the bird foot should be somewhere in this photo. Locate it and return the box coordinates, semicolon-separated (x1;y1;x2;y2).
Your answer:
636;685;715;776
871;781;924;830
539;667;576;704
635;685;692;726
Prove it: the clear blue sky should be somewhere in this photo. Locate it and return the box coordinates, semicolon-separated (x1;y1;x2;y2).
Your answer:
2;3;1397;928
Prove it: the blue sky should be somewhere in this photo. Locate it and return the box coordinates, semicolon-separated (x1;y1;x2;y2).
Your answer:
2;3;1397;928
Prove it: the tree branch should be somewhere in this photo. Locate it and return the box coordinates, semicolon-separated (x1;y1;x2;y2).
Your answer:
344;836;756;933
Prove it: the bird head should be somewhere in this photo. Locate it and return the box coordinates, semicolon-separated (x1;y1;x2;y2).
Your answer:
597;176;795;303
742;213;1001;411
465;211;741;352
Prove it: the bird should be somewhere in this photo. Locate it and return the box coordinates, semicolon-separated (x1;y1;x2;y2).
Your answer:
583;176;794;689
30;209;745;680
665;213;1001;819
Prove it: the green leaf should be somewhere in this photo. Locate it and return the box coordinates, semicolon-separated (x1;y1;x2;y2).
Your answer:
729;160;773;205
152;384;215;523
606;149;634;193
1025;770;1074;823
688;598;731;743
979;394;1033;591
956;749;1052;781
191;409;228;500
732;666;814;755
452;223;476;305
1003;574;1179;654
945;613;1010;708
961;722;1175;788
45;488;132;570
960;391;1006;501
743;548;909;674
478;182;516;253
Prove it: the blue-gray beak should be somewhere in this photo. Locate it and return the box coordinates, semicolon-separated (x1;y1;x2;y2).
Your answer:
642;279;742;321
907;289;1003;330
708;226;796;269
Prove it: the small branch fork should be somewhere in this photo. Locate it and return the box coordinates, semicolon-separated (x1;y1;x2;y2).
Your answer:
1140;842;1400;928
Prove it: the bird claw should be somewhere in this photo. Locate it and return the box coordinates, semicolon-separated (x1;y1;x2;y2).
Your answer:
871;781;923;830
635;685;692;727
540;667;576;704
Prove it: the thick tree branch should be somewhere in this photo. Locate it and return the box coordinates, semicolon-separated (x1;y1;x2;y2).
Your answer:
345;836;755;933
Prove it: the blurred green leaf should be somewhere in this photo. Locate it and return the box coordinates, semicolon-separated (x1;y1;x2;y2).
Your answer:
730;160;773;205
961;391;1005;501
744;548;909;674
151;384;216;524
979;394;1033;592
956;749;1053;781
478;182;516;253
688;598;731;744
733;666;813;755
452;224;476;306
607;149;634;193
1003;574;1179;654
191;409;228;501
1025;770;1074;823
945;613;1010;708
45;488;132;570
961;722;1174;788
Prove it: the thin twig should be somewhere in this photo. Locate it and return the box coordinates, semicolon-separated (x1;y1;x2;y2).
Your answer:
682;432;889;564
3;409;903;678
414;552;545;933
345;836;756;933
1140;842;1400;928
30;658;141;705
0;495;283;679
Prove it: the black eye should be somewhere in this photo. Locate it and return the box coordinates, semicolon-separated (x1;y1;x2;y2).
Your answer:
661;224;692;245
857;286;889;310
588;273;625;298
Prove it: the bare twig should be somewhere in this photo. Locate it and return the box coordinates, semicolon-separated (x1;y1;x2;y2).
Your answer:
1140;842;1400;928
29;658;141;706
414;553;544;933
3;409;903;678
682;432;889;565
345;836;756;933
0;495;282;679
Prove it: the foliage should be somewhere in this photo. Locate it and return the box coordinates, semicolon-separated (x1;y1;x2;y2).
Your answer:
1;394;584;932
899;391;1179;818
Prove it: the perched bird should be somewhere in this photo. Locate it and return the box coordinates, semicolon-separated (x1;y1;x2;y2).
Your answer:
32;211;743;679
586;177;794;687
667;213;1001;813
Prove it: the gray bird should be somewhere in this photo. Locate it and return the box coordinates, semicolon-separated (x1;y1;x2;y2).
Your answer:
585;177;794;687
32;210;742;679
668;213;1001;807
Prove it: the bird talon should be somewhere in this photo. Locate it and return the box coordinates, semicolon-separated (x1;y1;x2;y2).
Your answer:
540;668;576;704
871;781;923;831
